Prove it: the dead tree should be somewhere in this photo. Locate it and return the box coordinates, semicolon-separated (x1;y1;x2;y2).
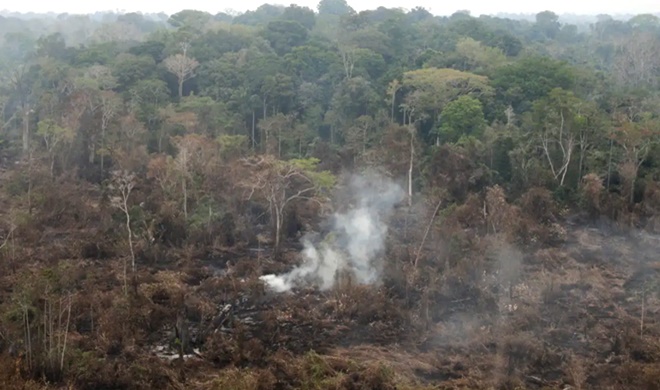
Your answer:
109;170;137;295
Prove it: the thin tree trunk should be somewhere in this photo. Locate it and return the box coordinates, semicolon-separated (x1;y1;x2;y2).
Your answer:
57;298;63;370
123;196;136;289
640;286;646;336
178;78;183;99
251;109;256;149
88;136;95;164
607;138;613;190
263;97;267;120
630;176;636;205
27;153;33;214
24;306;32;371
182;178;188;221
101;122;106;173
414;199;443;268
275;206;281;249
123;256;128;296
578;146;585;188
22;109;30;154
408;129;414;207
60;296;71;372
559;144;572;187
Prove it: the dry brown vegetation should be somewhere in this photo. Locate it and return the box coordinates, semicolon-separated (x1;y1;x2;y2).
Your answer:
0;152;658;390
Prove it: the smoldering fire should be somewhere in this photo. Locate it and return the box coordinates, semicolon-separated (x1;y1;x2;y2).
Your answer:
260;173;404;292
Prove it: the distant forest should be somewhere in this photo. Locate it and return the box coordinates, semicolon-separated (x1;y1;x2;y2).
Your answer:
1;2;660;209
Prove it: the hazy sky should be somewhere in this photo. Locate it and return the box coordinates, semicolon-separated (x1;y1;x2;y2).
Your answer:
3;0;659;16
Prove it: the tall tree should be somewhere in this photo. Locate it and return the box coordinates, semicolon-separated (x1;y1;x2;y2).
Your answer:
239;156;334;249
109;170;137;295
531;88;584;187
164;49;199;99
612;117;659;204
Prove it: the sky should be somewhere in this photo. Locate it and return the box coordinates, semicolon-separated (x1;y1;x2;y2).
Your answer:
2;0;659;16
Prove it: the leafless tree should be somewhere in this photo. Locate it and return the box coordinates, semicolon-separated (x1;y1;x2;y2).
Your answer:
164;50;199;99
613;32;660;88
109;170;137;295
240;156;324;249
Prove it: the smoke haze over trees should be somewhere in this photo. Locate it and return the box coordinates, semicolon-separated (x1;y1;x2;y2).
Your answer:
0;2;659;389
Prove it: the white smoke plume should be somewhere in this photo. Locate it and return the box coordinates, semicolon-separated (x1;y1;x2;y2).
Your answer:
261;173;404;292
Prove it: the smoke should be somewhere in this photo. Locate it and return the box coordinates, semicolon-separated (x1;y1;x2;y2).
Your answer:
260;173;404;292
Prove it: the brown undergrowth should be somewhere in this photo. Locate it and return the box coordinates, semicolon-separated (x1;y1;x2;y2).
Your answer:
0;173;659;390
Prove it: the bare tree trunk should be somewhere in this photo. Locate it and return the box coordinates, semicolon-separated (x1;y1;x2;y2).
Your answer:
414;199;442;268
178;78;184;99
49;154;55;178
640;286;646;336
630;176;636;205
263;97;267;120
60;295;71;372
22;108;30;155
27;151;33;214
101;122;107;173
251;109;256;149
122;194;136;295
158;131;164;154
578;131;587;188
88;135;96;165
559;144;573;186
408;128;414;207
23;305;32;372
274;205;281;249
123;257;128;295
607;139;613;190
182;178;188;221
578;148;585;188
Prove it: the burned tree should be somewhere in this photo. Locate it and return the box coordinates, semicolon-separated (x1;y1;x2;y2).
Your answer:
238;156;334;250
109;170;137;295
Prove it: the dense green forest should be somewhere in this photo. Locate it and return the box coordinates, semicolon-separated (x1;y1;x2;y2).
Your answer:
0;1;659;389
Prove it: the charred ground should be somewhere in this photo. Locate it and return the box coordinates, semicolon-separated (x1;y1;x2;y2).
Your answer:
0;167;658;390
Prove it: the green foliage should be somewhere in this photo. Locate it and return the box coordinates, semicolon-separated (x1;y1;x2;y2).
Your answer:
455;37;508;74
217;134;249;158
36;118;75;165
260;20;309;56
317;0;354;16
289;157;336;191
281;5;316;30
112;54;158;91
492;56;574;113
402;68;493;113
438;95;487;143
